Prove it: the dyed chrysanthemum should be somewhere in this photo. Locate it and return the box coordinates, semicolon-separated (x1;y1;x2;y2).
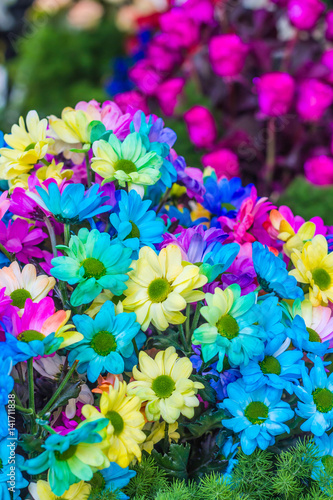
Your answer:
110;189;165;257
51;228;132;306
82;379;146;468
290;235;333;306
295;356;333;437
122;244;207;331
221;379;294;455
0;217;47;264
192;284;265;371
127;347;204;423
28;480;91;500
69;301;141;382
0;261;55;311
252;242;303;300
240;336;303;394
141;421;180;454
24;419;109;497
90;462;136;500
312;433;333;481
0;111;53;179
287;298;333;345
33;182;112;224
0;432;28;500
91;132;163;192
49;107;92;145
4;297;83;360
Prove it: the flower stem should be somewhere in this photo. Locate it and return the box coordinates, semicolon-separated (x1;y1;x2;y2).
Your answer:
40;423;57;435
156;187;171;214
164;422;169;453
27;358;35;414
0;243;13;262
190;302;202;337
179;324;189;352
185;304;191;344
85;152;91;188
15;405;33;415
64;223;71;246
38;360;79;418
44;216;57;258
132;338;140;359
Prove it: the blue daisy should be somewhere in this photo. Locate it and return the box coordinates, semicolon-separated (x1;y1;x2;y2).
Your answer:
69;301;142;382
35;182;112;224
0;431;28;500
254;296;285;341
285;314;329;357
312;433;333;483
99;462;136;499
295;356;333;437
252;242;304;300
240;335;304;394
110;189;165;257
221;379;294;455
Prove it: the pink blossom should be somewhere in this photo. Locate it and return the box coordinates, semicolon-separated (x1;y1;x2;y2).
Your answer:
0;287;12;316
155;78;185;116
287;0;325;31
159;8;199;49
53;402;86;435
129;60;162;95
0;218;47;263
209;34;248;78
297;79;333;122
326;11;333;41
322;49;333;84
184;106;217;148
0;191;9;221
202;149;239;179
10;187;49;221
304;155;333;185
76;100;135;139
114;90;149;115
147;35;182;73
254;72;295;117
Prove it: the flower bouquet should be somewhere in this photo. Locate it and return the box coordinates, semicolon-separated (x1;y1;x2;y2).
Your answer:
1;100;333;499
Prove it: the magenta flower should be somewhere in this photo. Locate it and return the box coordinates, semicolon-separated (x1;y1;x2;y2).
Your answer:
129;60;162;95
10;187;49;221
75;100;132;139
209;34;248;78
304;156;333;186
147;35;182;73
202;149;239;179
114;90;149;115
254;72;295;117
159;8;199;49
297;79;333;122
0;191;9;222
288;0;325;31
326;11;333;41
53;402;86;435
322;49;333;84
155;78;185;117
0;218;47;263
0;287;12;315
184;106;217;148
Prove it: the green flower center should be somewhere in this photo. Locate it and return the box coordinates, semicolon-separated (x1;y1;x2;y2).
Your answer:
152;375;176;398
221;202;236;211
244;401;269;425
114;159;137;174
55;445;77;461
307;327;321;343
148;278;170;303
313;388;333;413
81;258;106;280
0;458;2;471
17;329;45;342
89;471;106;493
127;221;141;239
322;455;333;473
216;314;239;340
91;331;117;356
10;289;32;309
312;268;331;291
105;410;124;435
259;355;281;375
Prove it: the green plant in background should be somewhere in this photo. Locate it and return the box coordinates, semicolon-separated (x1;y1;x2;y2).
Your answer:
1;10;123;131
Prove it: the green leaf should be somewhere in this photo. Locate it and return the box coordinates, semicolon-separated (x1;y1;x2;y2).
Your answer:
147;330;188;354
70;143;91;154
151;443;190;480
19;434;44;454
47;380;81;414
183;409;226;438
191;374;216;404
88;120;106;143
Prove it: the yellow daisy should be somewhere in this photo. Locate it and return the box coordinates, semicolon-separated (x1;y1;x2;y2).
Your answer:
141;421;180;454
29;480;91;500
270;209;316;257
0;261;55;311
82;379;146;468
85;290;124;318
122;244;207;331
290;235;333;306
127;347;204;424
0;111;53;179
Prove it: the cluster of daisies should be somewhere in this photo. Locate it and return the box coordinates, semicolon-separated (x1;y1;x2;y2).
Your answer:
1;100;333;499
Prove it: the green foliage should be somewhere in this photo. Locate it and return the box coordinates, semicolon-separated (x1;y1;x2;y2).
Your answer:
197;473;250;500
154;479;198;500
183;409;226;438
151;443;191;480
231;448;274;499
88;489;120;500
277;176;333;225
123;455;168;499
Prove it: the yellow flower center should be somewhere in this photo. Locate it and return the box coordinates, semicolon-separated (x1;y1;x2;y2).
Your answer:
126;221;140;239
106;410;124;435
259;355;281;375
216;314;239;340
152;375;175;398
148;278;171;303
10;289;32;309
307;327;321;343
91;331;117;356
313;388;333;413
55;445;77;461
17;329;45;342
114;159;137;174
81;258;106;280
312;268;331;291
244;401;269;425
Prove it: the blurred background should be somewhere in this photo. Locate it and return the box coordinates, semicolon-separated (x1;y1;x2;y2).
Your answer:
1;0;333;222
